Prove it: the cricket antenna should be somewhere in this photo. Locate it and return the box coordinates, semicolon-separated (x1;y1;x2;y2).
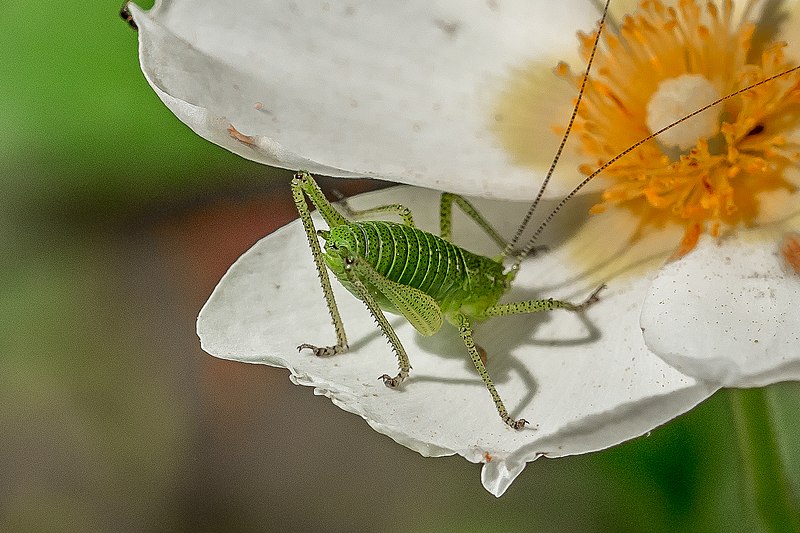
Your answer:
502;0;611;260
511;62;800;270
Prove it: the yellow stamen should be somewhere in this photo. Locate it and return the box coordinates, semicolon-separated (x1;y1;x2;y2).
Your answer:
558;0;800;256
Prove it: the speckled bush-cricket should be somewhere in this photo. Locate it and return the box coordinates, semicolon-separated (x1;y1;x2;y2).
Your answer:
289;2;612;430
292;171;606;429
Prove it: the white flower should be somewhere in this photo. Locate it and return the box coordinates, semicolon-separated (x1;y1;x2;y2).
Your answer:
196;185;717;496
128;0;800;496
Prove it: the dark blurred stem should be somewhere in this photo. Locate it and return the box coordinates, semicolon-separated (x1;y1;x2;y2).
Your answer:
728;388;800;533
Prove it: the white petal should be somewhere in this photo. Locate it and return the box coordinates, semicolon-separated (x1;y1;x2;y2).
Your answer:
129;0;599;199
641;232;800;388
197;186;717;496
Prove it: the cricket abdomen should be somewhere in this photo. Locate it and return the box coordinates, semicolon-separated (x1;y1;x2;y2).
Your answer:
323;221;509;316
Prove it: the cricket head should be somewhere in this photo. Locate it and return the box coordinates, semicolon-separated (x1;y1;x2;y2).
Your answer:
318;225;358;272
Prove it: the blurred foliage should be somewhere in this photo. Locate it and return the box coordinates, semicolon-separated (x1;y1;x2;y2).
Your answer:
2;1;798;532
0;0;266;220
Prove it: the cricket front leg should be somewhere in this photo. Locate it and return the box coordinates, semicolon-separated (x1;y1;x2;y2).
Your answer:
291;174;348;356
566;284;606;312
479;284;606;319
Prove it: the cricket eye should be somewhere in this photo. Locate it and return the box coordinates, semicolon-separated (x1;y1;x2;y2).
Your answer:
317;229;330;240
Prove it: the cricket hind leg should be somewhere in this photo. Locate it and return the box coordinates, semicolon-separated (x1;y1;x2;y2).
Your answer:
439;193;508;250
454;313;527;429
340;253;445;386
341;257;412;387
291;172;349;356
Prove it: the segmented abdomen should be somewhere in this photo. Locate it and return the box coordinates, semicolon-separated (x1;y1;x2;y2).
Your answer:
342;221;508;311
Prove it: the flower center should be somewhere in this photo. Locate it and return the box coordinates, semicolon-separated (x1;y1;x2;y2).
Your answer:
645;74;722;151
548;0;800;258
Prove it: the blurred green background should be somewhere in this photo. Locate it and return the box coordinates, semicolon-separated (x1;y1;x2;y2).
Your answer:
2;2;799;531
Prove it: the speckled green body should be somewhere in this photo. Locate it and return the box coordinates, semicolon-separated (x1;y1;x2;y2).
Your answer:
323;221;510;327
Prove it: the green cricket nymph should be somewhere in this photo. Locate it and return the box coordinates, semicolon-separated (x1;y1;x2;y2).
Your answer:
291;171;603;429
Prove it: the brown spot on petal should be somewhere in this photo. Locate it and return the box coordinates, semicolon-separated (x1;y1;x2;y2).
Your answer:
781;232;800;275
228;124;256;147
434;19;460;37
483;451;493;463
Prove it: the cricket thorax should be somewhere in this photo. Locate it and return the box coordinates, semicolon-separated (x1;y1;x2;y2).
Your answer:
321;221;509;315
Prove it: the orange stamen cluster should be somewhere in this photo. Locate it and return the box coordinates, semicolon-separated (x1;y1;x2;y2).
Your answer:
562;0;800;255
